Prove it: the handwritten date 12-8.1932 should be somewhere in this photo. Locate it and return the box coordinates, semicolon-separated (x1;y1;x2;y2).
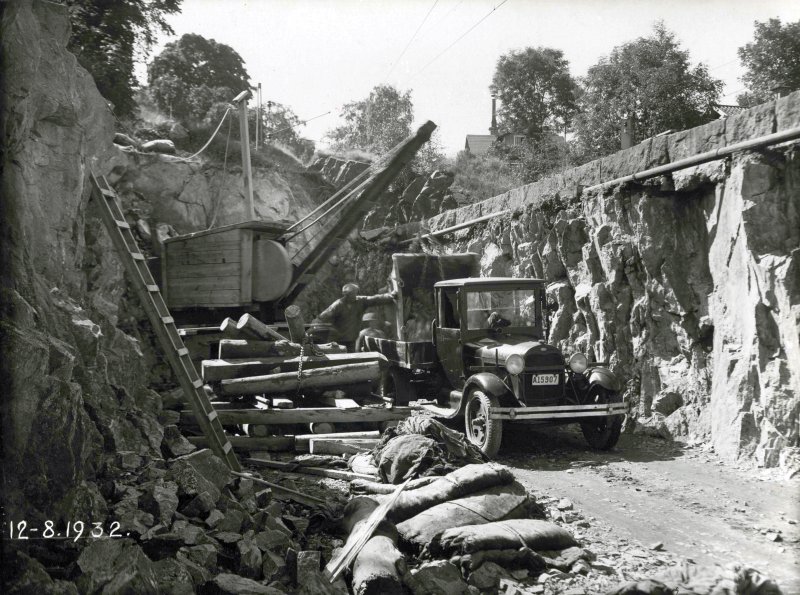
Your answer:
7;520;128;541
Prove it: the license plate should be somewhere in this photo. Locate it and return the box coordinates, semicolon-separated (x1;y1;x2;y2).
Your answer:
532;374;559;385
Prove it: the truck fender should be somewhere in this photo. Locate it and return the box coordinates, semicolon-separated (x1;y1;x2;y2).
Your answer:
586;366;621;394
463;373;516;407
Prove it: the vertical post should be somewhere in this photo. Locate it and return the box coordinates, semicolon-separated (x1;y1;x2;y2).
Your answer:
234;90;255;221
256;82;262;150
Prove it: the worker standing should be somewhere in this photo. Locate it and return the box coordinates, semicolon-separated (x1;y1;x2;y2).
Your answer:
318;283;396;351
354;312;387;352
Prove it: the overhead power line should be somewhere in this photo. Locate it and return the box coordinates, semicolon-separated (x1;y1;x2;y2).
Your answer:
384;0;440;81
408;0;509;81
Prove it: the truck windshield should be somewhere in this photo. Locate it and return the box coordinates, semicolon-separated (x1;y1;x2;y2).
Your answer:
465;288;541;330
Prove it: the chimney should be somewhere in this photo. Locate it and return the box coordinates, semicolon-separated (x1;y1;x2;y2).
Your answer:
490;94;498;136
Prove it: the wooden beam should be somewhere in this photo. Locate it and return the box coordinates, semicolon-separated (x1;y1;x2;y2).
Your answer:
237;313;288;341
309;439;380;455
187;435;293;451
246;458;377;481
219;362;380;396
233;471;325;508
218;339;301;359
180;405;415;425
201;352;385;382
295;430;380;452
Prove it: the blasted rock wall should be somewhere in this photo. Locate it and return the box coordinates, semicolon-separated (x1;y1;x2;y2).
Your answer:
419;94;800;470
0;0;169;519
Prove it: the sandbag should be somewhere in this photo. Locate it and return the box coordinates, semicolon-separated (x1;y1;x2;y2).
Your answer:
376;434;441;484
398;481;544;550
340;497;407;595
430;519;577;557
392;417;486;466
350;476;438;495
384;463;514;523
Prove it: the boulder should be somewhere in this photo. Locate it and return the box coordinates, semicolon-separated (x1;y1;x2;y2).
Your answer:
141;479;179;524
203;573;285;595
141;139;176;154
162;425;197;458
77;539;159;594
238;537;264;579
168;449;231;502
467;561;512;591
153;558;195;595
407;560;469;595
262;549;287;582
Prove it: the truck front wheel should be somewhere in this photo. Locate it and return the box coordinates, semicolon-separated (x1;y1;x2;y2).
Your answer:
381;368;413;405
580;386;623;450
465;390;503;458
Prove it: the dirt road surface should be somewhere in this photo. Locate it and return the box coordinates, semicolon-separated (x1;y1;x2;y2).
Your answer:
500;426;800;593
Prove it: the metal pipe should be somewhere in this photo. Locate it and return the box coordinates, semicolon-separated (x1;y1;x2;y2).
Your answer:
585;125;800;192
400;210;510;245
396;125;800;243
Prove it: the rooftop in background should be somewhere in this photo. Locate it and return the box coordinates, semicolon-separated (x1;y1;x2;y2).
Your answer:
714;104;750;118
464;134;497;156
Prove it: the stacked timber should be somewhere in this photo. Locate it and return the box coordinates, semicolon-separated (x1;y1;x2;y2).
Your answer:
177;311;417;454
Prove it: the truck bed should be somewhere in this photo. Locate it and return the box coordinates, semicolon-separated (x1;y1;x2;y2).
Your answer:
364;336;437;369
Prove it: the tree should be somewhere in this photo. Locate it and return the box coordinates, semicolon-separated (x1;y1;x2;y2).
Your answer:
737;18;800;107
327;85;414;155
490;47;579;138
253;102;315;161
574;23;722;159
67;0;181;117
147;33;250;123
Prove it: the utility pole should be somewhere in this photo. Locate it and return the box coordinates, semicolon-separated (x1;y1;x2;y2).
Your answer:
233;90;255;221
256;83;262;150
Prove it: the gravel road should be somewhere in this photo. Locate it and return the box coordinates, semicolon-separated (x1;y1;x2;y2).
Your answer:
499;426;800;593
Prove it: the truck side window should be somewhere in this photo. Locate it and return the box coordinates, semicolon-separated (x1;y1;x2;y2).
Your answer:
441;288;459;328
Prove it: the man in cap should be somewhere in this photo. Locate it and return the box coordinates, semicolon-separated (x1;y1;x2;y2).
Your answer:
318;283;396;351
354;312;387;352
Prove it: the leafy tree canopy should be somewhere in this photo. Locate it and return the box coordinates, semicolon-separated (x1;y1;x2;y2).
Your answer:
737;18;800;107
253;102;315;161
574;22;722;160
67;0;181;117
327;84;414;155
147;33;250;122
490;47;579;137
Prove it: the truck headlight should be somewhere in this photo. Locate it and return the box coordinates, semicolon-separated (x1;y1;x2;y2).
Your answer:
506;354;524;375
569;353;588;373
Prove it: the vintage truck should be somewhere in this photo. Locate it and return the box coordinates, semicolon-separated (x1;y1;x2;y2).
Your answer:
365;253;627;457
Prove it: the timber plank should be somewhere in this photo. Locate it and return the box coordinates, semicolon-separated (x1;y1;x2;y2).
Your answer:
187;435;293;451
201;352;385;382
180;406;416;425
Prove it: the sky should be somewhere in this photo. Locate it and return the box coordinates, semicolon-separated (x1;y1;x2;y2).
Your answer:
138;0;800;156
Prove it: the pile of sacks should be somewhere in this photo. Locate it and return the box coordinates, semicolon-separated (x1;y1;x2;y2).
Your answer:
341;418;593;595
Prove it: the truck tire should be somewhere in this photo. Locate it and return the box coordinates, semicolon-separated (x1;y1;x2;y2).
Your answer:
381;368;413;405
465;390;503;458
580;386;623;450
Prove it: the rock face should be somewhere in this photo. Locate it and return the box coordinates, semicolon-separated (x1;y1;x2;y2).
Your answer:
0;0;328;523
412;93;800;469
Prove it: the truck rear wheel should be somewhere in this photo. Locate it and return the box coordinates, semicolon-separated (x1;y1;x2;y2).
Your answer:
381;368;413;405
465;390;503;458
580;386;623;450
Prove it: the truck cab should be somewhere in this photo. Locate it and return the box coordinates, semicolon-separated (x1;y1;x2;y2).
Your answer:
365;254;627;458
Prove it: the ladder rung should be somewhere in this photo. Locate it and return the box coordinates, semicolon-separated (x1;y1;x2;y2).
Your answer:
145;284;159;292
222;442;233;454
131;252;145;261
192;378;203;389
101;188;116;198
162;316;174;324
176;347;189;356
207;410;218;421
115;220;131;229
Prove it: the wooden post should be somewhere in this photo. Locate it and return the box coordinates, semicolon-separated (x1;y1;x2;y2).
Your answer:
234;90;255;220
237;313;288;341
284;305;306;343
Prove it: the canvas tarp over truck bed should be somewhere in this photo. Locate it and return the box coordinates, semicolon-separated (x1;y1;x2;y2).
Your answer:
391;253;479;342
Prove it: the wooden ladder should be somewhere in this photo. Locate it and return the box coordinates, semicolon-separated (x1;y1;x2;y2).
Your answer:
90;173;241;472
